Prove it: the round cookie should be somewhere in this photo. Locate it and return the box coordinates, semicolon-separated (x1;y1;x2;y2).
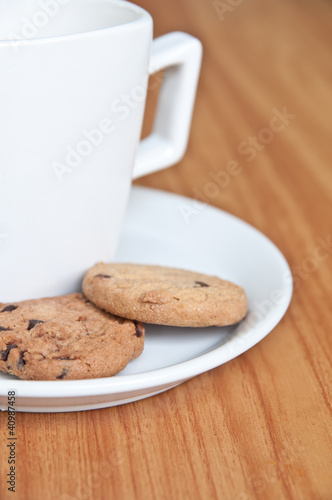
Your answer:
0;293;144;381
83;263;248;327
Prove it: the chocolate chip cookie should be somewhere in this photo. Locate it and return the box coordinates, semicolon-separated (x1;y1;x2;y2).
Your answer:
83;263;247;327
0;293;144;380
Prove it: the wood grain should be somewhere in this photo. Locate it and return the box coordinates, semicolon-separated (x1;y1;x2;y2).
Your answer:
1;0;332;498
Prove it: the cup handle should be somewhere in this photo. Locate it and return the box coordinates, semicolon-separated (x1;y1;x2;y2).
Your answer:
132;32;202;180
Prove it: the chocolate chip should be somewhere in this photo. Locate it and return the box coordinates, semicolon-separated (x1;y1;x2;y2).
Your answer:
1;344;18;361
17;351;26;370
134;321;144;338
95;274;111;279
28;319;45;331
194;281;209;288
1;305;18;313
0;326;10;332
57;367;68;380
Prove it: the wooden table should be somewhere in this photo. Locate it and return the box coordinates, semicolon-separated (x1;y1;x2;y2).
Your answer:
1;0;331;498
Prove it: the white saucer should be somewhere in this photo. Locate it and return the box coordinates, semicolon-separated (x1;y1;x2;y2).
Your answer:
0;187;292;412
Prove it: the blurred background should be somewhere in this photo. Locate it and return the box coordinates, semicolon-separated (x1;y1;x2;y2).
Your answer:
135;0;331;258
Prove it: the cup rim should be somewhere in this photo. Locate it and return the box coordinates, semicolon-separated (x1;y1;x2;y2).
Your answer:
0;0;152;47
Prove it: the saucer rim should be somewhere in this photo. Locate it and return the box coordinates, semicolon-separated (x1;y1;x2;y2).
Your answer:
0;186;292;401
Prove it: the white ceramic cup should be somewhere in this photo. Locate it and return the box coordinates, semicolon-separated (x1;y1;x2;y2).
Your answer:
0;0;202;302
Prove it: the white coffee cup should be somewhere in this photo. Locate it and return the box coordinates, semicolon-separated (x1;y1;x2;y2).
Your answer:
0;0;202;302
